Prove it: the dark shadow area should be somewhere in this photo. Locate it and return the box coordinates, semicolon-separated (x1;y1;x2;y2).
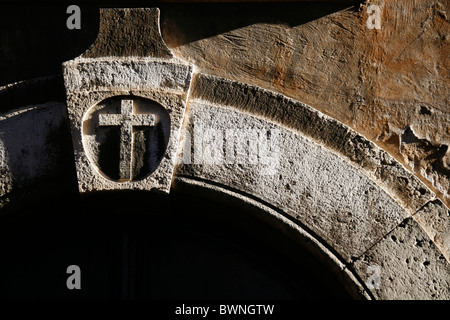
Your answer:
159;1;358;45
0;189;353;299
0;3;100;87
0;1;358;87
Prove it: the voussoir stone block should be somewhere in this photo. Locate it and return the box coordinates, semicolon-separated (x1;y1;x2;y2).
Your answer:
352;217;450;300
414;199;450;262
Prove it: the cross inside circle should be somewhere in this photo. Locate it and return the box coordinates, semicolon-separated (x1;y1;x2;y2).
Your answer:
99;99;155;181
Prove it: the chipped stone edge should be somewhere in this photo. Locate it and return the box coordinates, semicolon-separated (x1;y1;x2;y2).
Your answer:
63;57;193;93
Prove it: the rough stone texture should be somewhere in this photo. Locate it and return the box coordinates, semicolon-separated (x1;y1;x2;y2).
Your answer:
175;99;409;262
82;8;173;59
164;0;450;207
352;217;450;300
63;58;192;92
414;199;450;262
190;73;435;214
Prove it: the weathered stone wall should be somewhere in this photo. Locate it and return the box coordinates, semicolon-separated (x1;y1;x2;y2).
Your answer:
161;0;450;206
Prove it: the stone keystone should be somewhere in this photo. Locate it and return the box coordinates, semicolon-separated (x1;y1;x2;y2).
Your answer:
98;99;156;181
63;8;193;194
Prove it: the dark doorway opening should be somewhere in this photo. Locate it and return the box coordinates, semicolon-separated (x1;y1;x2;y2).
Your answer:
0;190;352;299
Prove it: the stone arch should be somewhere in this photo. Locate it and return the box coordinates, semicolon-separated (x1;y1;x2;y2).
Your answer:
173;72;450;299
0;5;448;300
0;73;448;299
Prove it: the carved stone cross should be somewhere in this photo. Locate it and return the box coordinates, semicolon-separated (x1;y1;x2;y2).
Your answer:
63;8;193;193
99;99;155;181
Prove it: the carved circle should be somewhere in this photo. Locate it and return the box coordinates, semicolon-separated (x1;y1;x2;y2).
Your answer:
82;95;171;182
